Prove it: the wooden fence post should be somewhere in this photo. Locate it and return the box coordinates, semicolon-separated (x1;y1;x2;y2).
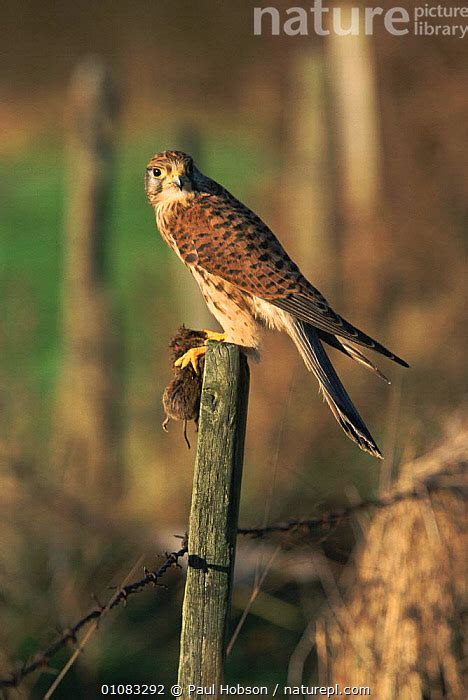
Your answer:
325;8;384;314
53;57;124;500
178;342;250;698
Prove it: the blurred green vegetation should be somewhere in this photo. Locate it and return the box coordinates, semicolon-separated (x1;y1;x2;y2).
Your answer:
0;129;270;414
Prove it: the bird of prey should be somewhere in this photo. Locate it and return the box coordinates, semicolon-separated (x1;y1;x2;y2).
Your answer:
145;150;409;459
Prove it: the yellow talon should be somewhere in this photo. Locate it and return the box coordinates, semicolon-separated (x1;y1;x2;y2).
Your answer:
174;346;207;375
174;331;226;375
203;330;226;343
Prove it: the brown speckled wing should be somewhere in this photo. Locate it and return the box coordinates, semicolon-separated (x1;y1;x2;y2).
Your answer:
172;193;304;298
171;192;408;367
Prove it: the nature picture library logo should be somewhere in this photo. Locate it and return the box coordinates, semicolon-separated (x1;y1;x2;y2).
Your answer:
254;2;468;39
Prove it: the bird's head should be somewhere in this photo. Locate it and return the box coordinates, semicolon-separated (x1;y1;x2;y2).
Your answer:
145;150;198;207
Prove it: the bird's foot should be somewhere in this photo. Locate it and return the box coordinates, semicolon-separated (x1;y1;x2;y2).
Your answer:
174;346;207;375
174;331;226;375
203;330;226;343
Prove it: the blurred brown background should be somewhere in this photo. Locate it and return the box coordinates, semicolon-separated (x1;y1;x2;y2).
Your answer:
1;1;467;697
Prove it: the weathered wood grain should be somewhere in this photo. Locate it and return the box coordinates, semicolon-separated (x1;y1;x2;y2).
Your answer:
178;342;249;698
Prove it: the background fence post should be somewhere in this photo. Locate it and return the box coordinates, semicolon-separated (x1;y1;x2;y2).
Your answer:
53;57;124;500
178;342;250;697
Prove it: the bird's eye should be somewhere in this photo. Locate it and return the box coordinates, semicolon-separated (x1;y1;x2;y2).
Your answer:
152;167;163;177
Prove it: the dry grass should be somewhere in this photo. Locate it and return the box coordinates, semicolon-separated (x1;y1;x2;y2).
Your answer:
318;417;467;699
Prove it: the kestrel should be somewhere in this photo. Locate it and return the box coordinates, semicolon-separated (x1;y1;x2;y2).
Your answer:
145;150;409;459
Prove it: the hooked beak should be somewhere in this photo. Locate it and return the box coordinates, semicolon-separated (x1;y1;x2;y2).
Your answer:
172;175;184;190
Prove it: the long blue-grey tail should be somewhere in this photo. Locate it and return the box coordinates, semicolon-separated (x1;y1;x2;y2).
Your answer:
290;319;383;459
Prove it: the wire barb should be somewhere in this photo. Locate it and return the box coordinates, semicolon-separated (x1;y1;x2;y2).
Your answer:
0;545;188;689
0;469;464;690
238;467;466;537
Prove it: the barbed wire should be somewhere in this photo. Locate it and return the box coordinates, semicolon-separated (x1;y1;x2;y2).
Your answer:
238;470;466;537
0;470;465;691
0;544;188;690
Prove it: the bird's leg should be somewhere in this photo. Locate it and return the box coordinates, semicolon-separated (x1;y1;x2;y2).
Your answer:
203;330;226;342
174;330;226;375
